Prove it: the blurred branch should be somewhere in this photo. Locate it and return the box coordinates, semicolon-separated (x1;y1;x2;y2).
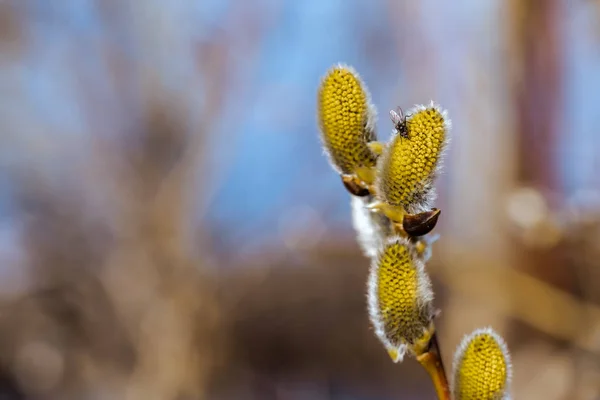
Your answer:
0;1;24;57
508;0;564;195
431;250;600;356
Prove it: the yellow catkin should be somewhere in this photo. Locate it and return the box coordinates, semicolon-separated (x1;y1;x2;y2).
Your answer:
317;65;377;175
452;328;511;400
377;103;449;214
367;238;434;362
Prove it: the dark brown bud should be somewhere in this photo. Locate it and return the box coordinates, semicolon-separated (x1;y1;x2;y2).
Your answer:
403;209;441;237
341;175;371;197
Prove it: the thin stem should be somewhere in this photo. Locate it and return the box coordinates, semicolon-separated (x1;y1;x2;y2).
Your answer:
416;333;451;400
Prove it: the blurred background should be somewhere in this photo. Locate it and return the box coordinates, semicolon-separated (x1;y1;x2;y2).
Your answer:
0;0;600;399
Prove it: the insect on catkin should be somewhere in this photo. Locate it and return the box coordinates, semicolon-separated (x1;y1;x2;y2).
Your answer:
452;328;512;400
367;238;435;362
317;65;378;183
376;102;450;214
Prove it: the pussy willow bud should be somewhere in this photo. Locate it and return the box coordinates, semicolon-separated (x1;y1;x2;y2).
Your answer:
452;328;512;400
367;238;435;362
342;175;371;197
376;102;450;214
317;64;378;183
403;208;441;237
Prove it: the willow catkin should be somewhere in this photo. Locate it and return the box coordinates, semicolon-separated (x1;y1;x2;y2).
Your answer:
452;328;512;400
376;102;450;214
317;64;378;180
367;238;434;362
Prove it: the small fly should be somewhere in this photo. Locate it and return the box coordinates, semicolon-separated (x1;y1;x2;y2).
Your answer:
389;107;408;138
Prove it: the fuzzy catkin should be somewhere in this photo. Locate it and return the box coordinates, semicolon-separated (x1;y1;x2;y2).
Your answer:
452;328;512;400
317;65;377;175
367;238;434;362
377;102;449;214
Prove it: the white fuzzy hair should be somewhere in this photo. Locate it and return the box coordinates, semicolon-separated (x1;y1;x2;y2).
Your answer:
350;195;390;259
451;327;513;400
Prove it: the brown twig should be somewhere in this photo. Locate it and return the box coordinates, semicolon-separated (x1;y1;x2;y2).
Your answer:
416;332;451;400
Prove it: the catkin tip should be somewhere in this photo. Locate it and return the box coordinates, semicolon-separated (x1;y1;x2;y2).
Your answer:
452;327;512;400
